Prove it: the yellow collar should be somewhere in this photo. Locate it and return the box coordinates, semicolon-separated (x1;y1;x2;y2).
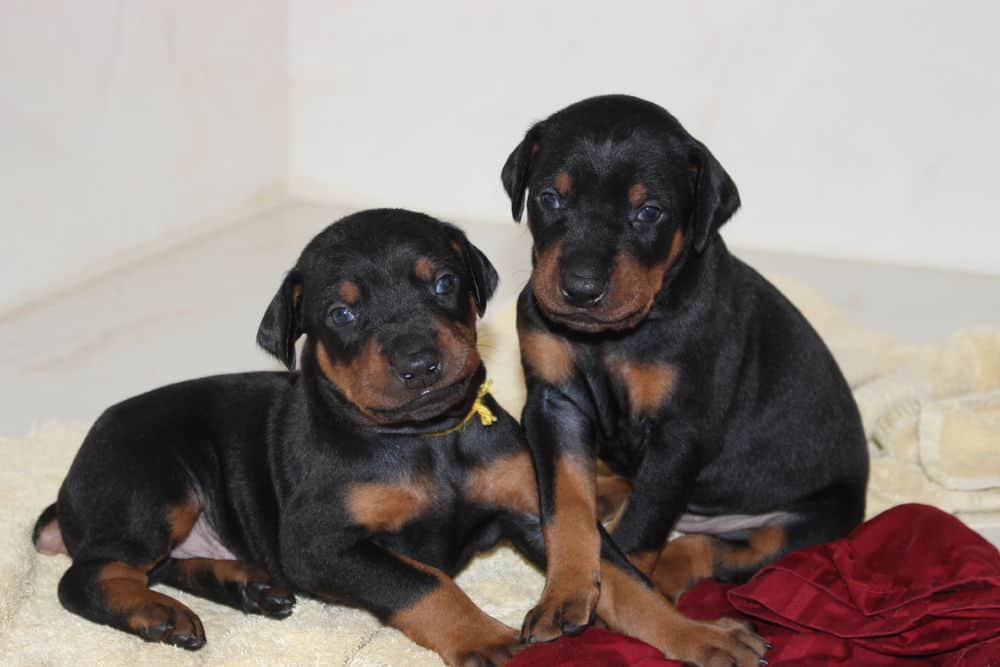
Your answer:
423;380;497;438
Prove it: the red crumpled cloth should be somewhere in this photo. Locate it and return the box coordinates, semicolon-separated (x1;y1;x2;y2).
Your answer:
509;504;1000;666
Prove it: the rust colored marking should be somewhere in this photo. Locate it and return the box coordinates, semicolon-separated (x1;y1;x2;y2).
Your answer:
539;455;600;613
596;473;631;533
98;562;151;581
291;284;303;306
649;524;787;600
530;230;686;333
666;227;684;266
315;313;479;424
628;183;647;206
517;323;575;385
649;534;717;600
598;561;765;665
598;251;667;325
593;227;685;328
169;558;268;586
607;358;677;416
554;172;573;195
415;256;436;281
315;339;392;422
467;294;479;325
628;549;661;577
390;554;519;664
167;494;200;544
718;523;786;571
464;450;538;515
338;281;360;304
597;562;688;652
346;479;435;533
432;314;479;373
529;240;565;316
97;561;204;639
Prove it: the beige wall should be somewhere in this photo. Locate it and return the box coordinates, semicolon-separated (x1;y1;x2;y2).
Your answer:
3;1;997;317
0;1;288;314
289;0;1000;275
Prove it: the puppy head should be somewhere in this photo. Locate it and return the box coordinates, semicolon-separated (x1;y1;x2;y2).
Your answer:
257;209;498;425
501;95;739;333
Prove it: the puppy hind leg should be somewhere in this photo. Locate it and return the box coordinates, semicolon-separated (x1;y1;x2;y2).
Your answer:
649;523;791;601
58;559;206;650
54;488;212;647
648;534;718;601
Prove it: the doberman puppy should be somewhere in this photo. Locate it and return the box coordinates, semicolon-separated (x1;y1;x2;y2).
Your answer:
32;209;769;667
501;95;869;644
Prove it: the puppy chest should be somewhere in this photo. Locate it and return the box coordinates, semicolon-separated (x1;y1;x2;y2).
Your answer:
344;476;455;534
603;355;679;418
579;354;681;476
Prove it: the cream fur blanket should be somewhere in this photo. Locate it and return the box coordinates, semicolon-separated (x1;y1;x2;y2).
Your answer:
3;275;998;665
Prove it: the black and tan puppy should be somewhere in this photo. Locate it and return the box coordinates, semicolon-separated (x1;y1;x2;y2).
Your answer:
32;209;768;667
502;95;869;643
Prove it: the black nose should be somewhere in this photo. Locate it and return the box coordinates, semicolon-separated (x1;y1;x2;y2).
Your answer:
390;337;442;389
559;266;606;307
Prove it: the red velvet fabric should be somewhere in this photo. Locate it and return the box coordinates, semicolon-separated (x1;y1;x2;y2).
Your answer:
509;504;1000;666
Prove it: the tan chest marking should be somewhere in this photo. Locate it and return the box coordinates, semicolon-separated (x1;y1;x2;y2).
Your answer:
606;357;677;417
464;450;539;515
346;478;436;533
518;323;576;385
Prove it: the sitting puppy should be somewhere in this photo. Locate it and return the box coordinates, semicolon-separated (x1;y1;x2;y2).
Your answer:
501;96;869;643
32;209;768;667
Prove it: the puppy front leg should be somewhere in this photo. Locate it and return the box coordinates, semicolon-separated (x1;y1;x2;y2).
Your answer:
281;520;517;666
491;504;769;667
608;425;704;596
519;383;601;643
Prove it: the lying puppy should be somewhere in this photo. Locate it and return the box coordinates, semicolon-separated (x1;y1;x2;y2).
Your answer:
32;209;767;667
502;95;869;644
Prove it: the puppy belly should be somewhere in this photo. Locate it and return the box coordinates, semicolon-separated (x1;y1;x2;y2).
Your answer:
674;511;795;535
170;514;237;560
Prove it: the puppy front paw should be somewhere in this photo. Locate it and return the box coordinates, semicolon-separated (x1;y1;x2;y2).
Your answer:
672;616;770;667
520;576;600;644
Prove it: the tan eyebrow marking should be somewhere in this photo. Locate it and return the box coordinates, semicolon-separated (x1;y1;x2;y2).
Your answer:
628;183;647;206
554;172;573;195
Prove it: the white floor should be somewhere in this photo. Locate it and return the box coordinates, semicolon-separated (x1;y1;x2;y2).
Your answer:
2;201;999;438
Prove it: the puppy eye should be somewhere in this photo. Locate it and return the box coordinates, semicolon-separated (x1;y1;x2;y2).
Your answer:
327;305;356;326
434;272;457;296
537;189;561;211
636;204;662;223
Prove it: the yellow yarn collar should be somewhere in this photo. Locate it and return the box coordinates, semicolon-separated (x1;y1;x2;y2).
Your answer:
423;380;497;438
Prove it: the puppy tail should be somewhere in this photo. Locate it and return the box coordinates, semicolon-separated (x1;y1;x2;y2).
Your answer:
32;503;67;555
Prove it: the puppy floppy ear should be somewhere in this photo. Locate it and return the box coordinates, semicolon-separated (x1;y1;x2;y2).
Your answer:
256;269;304;371
460;237;499;317
689;141;741;253
501;123;542;222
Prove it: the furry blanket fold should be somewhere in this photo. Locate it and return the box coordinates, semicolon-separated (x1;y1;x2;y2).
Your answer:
3;274;999;665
